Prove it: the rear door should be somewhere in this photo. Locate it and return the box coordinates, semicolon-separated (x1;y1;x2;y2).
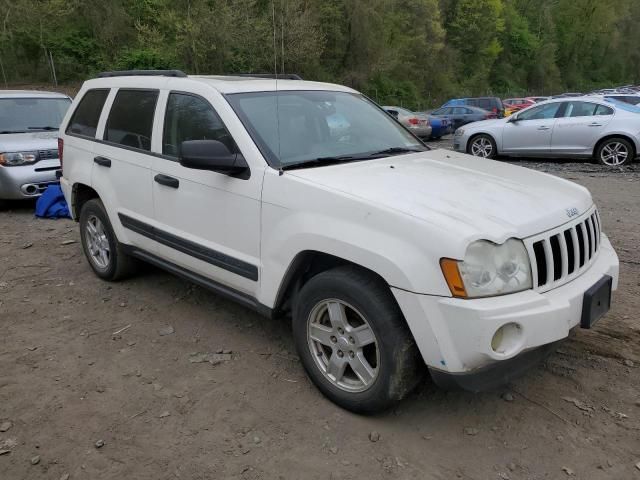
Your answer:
91;88;158;252
502;102;563;155
551;101;614;155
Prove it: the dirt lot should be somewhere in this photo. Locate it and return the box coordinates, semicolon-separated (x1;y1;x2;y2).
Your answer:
1;149;639;480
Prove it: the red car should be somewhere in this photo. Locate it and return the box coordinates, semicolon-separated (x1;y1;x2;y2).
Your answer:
503;98;536;115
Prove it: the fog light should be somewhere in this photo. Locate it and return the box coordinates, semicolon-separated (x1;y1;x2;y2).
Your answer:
491;323;523;356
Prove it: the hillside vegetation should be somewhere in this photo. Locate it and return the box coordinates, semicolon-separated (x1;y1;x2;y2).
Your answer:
1;0;639;108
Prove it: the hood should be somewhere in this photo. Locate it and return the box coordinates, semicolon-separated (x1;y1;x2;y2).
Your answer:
462;118;506;131
0;131;59;153
287;149;593;241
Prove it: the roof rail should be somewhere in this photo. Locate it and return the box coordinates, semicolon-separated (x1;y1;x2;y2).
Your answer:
97;70;188;78
233;73;303;80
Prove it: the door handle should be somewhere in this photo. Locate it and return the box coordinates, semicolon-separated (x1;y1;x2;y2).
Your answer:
588;123;603;127
537;126;551;131
154;174;179;189
93;156;111;167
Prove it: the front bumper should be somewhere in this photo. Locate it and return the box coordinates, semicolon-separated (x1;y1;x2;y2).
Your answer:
452;135;466;152
392;234;619;385
0;159;60;199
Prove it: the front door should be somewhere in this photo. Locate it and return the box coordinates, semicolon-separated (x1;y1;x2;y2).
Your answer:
501;102;563;155
151;90;263;296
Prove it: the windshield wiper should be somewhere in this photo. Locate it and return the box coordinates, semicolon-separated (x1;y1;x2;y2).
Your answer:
367;147;426;157
281;155;360;171
0;130;28;134
27;126;58;131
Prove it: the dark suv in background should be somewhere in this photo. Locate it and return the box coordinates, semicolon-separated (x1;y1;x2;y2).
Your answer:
442;97;505;118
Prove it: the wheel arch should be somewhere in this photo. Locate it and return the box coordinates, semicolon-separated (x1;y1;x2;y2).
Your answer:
272;250;392;318
593;134;638;159
71;182;100;221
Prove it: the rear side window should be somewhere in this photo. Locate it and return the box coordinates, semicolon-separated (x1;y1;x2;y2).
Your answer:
66;89;109;138
565;101;601;118
595;105;614;116
106;89;158;151
162;93;236;157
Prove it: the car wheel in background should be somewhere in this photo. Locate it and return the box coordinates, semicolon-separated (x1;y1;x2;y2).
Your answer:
596;138;634;167
293;265;423;414
468;134;497;159
79;198;137;281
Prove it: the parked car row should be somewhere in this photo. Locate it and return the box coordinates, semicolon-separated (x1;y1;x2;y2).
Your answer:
2;82;639;204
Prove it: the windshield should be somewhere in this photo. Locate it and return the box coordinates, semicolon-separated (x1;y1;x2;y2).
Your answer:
0;97;71;133
225;91;426;168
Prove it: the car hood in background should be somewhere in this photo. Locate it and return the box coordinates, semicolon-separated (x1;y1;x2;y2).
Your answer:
0;131;59;153
287;149;593;241
460;118;506;130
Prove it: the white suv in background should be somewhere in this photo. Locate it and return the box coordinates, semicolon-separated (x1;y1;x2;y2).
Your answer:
59;70;619;413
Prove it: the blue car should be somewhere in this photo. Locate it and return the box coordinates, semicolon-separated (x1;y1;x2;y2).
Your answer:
425;115;452;139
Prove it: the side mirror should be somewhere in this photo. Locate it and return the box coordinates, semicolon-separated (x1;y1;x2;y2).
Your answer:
508;115;519;123
179;140;249;179
387;110;399;118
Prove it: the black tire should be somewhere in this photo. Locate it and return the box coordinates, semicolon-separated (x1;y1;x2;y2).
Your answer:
293;265;423;414
595;137;634;167
79;198;137;281
467;133;497;159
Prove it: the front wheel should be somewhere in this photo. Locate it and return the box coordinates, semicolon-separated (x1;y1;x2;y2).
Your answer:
596;138;634;167
468;134;497;159
293;266;423;414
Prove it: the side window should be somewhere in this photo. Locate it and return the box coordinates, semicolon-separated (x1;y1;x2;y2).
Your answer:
66;89;109;138
517;103;561;121
163;93;236;157
595;104;614;116
565;101;598;118
106;89;158;151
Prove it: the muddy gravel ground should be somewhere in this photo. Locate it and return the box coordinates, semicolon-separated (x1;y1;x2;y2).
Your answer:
1;145;639;480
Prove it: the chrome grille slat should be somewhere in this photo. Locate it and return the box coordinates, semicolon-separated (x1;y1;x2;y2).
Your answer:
569;227;580;274
525;206;601;293
558;232;569;278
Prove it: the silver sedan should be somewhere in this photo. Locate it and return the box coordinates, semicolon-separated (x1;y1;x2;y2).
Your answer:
453;97;640;167
382;106;432;140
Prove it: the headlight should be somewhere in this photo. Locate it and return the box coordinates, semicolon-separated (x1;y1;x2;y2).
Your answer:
441;239;532;298
0;151;38;166
454;128;464;136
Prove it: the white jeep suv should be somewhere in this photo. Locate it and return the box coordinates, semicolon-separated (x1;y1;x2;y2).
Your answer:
59;70;619;413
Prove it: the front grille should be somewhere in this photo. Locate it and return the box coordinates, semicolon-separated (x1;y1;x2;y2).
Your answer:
525;207;601;292
37;149;58;160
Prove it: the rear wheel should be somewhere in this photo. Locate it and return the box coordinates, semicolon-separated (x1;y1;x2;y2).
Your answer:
293;266;423;414
596;138;634;167
79;198;137;281
468;134;497;159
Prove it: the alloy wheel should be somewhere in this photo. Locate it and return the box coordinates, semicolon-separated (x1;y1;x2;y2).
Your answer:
471;137;493;157
600;142;628;166
307;299;379;393
85;215;111;269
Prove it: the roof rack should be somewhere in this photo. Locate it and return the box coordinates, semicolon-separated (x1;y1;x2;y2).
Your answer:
97;70;188;78
233;73;303;80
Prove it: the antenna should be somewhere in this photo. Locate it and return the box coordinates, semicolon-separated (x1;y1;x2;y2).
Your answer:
272;0;282;170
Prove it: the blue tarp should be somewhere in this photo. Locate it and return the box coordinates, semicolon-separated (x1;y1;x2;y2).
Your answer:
35;184;70;219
